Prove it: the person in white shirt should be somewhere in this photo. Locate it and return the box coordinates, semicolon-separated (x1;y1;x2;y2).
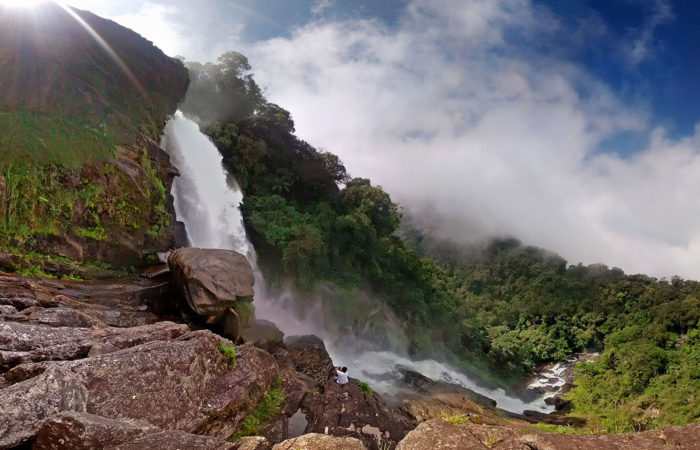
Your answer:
335;366;349;385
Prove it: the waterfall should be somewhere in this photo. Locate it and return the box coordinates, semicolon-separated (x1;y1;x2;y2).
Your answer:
161;112;552;415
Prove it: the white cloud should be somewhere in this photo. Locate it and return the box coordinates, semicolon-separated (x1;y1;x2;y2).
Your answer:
247;0;700;278
65;0;243;61
625;0;674;65
311;0;332;16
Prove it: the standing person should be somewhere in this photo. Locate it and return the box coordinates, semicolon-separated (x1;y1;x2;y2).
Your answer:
335;366;349;385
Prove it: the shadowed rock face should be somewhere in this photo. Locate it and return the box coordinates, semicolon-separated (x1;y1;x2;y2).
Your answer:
284;335;335;388
168;248;255;317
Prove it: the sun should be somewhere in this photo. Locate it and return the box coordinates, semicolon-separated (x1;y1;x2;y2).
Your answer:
0;0;53;8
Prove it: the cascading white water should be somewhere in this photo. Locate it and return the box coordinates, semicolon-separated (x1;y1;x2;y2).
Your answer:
162;112;552;414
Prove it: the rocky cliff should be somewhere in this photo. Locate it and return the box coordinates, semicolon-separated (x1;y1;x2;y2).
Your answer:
0;4;188;269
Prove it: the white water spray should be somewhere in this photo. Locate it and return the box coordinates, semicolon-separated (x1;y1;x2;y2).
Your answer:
162;112;552;414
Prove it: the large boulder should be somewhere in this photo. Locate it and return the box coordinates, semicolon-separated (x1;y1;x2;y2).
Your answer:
168;248;254;317
0;320;189;371
0;330;280;446
272;433;366;450
0;365;88;448
32;412;242;450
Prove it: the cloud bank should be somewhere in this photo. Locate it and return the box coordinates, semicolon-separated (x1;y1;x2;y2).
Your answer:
244;0;700;278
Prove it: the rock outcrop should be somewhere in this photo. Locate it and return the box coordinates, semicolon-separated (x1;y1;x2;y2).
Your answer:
168;248;254;317
272;433;366;450
396;419;700;450
0;273;282;448
284;335;335;388
32;412;242;450
283;334;415;449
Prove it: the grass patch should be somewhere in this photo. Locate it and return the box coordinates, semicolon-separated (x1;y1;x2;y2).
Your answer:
439;411;470;425
15;265;56;279
532;423;600;435
356;380;373;396
0;110;116;166
230;377;286;440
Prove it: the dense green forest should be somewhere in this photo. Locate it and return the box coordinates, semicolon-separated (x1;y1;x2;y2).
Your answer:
180;52;700;432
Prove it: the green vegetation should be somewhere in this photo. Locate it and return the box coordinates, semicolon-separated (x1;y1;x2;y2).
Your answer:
182;51;700;432
234;301;255;326
0;110;117;166
532;423;599;435
0;143;172;265
356;380;373;396
218;343;237;369
439;411;470;425
230;377;285;440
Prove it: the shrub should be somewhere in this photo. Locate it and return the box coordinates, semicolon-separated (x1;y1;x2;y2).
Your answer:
218;343;237;369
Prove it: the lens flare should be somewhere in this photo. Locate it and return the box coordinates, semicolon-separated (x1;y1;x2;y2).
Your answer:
0;0;148;99
0;0;47;8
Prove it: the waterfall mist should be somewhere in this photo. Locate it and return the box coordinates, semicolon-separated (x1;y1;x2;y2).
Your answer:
162;112;552;414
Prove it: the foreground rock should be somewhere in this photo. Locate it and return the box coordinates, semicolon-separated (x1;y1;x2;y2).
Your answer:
0;366;88;447
32;412;249;450
168;248;254;317
272;433;365;450
0;320;189;372
396;419;700;450
0;329;279;447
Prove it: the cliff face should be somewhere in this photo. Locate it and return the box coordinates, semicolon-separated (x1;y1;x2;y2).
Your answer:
0;4;188;268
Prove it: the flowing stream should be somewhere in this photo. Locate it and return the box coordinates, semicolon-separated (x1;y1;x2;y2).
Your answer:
162;112;552;415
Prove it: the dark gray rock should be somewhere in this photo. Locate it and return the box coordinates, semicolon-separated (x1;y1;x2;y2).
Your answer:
241;319;284;352
284;335;334;388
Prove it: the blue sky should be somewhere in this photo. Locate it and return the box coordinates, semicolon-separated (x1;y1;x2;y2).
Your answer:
52;0;700;278
223;0;700;143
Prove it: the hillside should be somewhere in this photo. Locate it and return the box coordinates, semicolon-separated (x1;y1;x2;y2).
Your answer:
0;4;188;270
